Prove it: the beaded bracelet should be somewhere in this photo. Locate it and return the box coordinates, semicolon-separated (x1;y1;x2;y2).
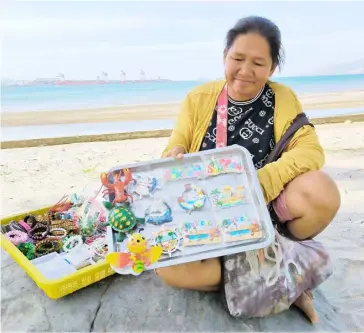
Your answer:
18;220;31;233
23;215;39;228
29;224;50;241
5;230;28;246
47;227;67;240
3;221;27;234
17;242;35;260
63;235;83;252
34;239;62;257
50;219;78;233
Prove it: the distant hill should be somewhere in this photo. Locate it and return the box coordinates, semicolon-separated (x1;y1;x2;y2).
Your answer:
315;58;364;75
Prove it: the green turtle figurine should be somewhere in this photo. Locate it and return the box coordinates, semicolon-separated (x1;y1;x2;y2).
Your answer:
102;202;145;242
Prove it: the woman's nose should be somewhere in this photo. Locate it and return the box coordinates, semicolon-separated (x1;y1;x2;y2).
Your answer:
239;61;253;75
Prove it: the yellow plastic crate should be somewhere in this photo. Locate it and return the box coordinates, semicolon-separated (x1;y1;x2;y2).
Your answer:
0;207;115;299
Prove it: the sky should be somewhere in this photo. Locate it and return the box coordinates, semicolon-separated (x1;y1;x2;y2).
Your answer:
2;1;364;81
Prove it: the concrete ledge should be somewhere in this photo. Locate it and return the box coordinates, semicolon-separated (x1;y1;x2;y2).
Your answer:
1;114;364;149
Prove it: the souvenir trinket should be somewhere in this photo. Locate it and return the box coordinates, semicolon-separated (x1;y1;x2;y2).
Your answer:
101;168;135;206
75;197;108;237
5;230;28;246
47;227;68;240
154;228;182;257
102;202;145;242
89;237;108;257
106;233;162;275
164;163;203;181
209;185;246;210
177;184;206;213
3;220;29;233
35;239;63;257
181;220;221;246
63;235;83;252
220;216;262;242
206;156;243;176
145;200;173;225
127;175;160;199
17;242;35;260
29;223;50;241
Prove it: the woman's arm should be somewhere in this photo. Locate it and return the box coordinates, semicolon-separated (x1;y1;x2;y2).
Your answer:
257;89;325;204
161;93;195;157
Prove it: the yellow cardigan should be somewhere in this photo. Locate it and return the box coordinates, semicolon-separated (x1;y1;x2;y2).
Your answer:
162;80;325;203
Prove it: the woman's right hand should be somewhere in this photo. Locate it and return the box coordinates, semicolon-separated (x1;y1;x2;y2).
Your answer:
165;146;185;160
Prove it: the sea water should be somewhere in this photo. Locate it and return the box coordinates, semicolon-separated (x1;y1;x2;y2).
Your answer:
1;74;364;141
2;74;364;112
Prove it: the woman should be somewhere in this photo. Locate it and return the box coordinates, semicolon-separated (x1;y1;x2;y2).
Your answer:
156;16;341;323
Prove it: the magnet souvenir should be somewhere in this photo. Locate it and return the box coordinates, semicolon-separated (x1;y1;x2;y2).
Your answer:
164;163;203;182
209;185;246;210
153;228;182;257
181;220;221;246
220;216;263;242
177;184;206;213
127;175;161;200
206;156;243;176
145;200;173;225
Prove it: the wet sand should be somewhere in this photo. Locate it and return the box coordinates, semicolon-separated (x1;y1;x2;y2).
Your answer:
2;90;364;127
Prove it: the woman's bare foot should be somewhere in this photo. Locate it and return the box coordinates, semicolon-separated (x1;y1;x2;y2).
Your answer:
293;290;319;324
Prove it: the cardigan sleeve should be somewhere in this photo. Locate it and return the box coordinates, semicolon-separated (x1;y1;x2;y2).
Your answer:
161;93;195;157
257;89;325;204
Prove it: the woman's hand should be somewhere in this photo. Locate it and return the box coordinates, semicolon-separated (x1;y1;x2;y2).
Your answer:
165;146;185;160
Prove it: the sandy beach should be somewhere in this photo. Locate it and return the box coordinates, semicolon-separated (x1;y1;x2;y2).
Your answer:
2;90;364;127
1;122;364;331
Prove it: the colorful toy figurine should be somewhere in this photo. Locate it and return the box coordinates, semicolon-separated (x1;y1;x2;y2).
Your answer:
206;156;243;176
106;233;162;275
164;163;203;181
177;184;206;213
145;200;173;225
220;216;263;242
181;220;221;246
75;197;108;237
101;203;145;242
127;175;160;200
154;228;182;257
209;185;246;210
100;168;134;206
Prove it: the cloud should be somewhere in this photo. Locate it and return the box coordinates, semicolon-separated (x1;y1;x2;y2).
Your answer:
2;17;155;39
3;40;223;57
2;17;210;40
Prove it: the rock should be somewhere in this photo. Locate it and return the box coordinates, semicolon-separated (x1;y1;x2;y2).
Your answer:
0;253;349;332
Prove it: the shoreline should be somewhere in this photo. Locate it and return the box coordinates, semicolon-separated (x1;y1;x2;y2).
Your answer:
2;113;364;149
2;89;364;127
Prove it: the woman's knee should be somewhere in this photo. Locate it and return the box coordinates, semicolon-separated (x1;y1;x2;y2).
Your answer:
155;258;222;289
286;170;341;224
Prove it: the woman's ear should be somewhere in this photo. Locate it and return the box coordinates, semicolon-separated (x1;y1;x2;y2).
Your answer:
269;64;277;77
223;48;228;63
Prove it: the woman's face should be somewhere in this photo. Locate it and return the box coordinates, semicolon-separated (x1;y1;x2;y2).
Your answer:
224;32;276;101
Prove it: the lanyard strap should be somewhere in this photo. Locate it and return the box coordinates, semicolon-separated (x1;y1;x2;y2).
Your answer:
215;84;228;148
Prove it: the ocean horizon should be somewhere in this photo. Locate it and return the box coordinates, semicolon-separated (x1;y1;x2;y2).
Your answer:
2;74;364;113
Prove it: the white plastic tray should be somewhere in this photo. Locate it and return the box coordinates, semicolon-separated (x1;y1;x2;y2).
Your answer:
106;145;274;274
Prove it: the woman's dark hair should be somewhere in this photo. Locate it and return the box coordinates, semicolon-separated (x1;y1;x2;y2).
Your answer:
226;16;284;70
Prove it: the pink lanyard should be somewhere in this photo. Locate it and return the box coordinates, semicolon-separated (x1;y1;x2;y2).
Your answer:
215;84;229;148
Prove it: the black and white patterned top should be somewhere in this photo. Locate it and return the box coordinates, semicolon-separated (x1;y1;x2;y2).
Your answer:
200;83;275;170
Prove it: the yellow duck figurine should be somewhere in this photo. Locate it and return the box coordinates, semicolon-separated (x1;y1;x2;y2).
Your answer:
106;233;162;275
